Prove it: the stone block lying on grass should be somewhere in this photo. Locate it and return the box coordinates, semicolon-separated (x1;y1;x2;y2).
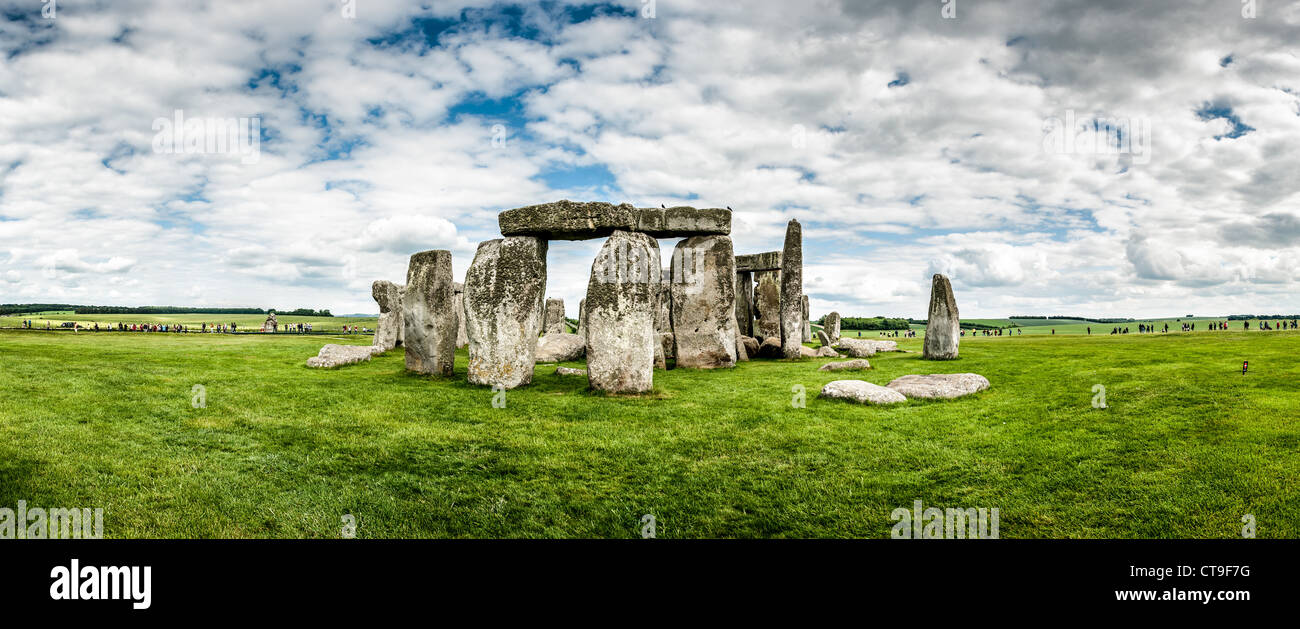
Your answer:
819;380;906;405
555;367;587;376
815;346;839;357
886;373;989;399
818;359;872;371
536;333;585;363
835;338;876;358
307;344;385;368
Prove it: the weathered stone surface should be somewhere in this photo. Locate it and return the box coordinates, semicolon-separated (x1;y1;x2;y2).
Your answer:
654;336;667;370
403;250;456;376
740;335;760;357
799;345;818;358
555;367;587;376
755;336;785;358
754;270;781;341
454;282;467;349
801;294;811;343
735;331;749;361
887;373;989;399
819;359;872;371
864;339;900;352
816;329;832;347
670;235;738;369
544;298;566;334
735;251;782;272
536;332;585;363
306;344;384;368
585;230;661;393
577;298;587;338
835;337;876;358
734;270;753;337
816;345;840;357
655;281;672;332
825;312;841;342
780;220;803;359
498;200;730;240
659;332;675;360
923;273;961;360
371;280;404;351
819;380;907;405
465;237;549;389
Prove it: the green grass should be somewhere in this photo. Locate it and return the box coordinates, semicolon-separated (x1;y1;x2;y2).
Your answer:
1;328;1296;538
1;312;376;332
836;317;1295;337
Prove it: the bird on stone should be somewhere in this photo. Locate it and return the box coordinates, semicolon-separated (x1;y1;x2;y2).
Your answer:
727;206;732;210
661;203;666;208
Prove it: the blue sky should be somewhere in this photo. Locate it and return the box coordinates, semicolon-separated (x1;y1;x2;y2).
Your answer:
1;0;1299;318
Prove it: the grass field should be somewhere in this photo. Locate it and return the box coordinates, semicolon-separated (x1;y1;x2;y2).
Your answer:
833;317;1295;338
0;311;377;332
1;328;1297;538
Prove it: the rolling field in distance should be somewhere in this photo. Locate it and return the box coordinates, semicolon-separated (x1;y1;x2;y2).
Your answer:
0;311;378;332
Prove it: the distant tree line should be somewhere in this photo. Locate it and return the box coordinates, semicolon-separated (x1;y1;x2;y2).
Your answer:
1011;315;1135;323
2;304;332;317
815;316;911;330
1228;314;1300;320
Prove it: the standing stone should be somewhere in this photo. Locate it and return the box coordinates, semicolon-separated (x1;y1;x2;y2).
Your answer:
801;294;811;343
779;219;803;359
577;298;587;338
585;230;660;393
453;282;468;348
734;270;753;337
825;311;842;342
817;329;832;347
670;235;738;369
656;269;672;332
371;280;404;352
464;237;548;388
754;270;781;342
544;298;566;334
403;250;456;376
922;273;960;360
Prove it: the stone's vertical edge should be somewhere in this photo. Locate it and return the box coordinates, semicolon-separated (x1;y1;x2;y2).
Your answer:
734;270;753;338
826;311;841;342
585;230;660;393
544;298;566;334
371;280;403;351
402;250;456;376
779;219;803;358
577;298;587;338
453;282;467;349
801;294;811;343
670;235;738;369
923;273;961;360
464;237;549;388
753;270;781;342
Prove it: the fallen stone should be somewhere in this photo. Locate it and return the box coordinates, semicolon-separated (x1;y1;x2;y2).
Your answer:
465;237;549;389
886;373;989;399
799;345;818;358
819;380;907;405
371;280;403;352
536;332;585;363
403;250;456;376
922;273;960;360
307;344;385;368
835;338;876;358
585;230;661;393
555;366;587;376
498;200;730;240
819;359;872;371
735;331;749;362
670;235;738;368
816;330;832;347
755;336;785;358
740;335;760;357
816;346;840;357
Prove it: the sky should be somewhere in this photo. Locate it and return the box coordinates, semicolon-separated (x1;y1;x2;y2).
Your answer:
0;0;1298;319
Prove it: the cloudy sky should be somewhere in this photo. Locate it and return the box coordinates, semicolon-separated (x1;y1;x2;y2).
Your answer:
1;0;1298;318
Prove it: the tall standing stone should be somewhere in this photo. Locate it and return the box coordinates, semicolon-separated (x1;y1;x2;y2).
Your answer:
453;282;468;348
371;280;404;352
577;298;587;338
464;237;549;388
801;294;811;343
779;219;803;359
734;270;753;338
403;250;456;376
825;311;842;342
544;298;566;334
585;230;660;393
656;268;672;332
670;235;738;369
754;270;781;342
922;273;961;360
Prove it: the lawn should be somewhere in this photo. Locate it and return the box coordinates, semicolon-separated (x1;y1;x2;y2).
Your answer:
0;328;1296;538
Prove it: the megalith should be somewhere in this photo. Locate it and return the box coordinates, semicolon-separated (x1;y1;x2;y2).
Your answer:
779;219;803;359
734;270;753;337
371;279;404;352
403;250;456;376
577;298;587;338
801;294;811;343
453;282;468;348
754;270;781;342
544;298;566;334
585;230;661;393
670;235;738;369
464;237;549;388
825;311;842;342
922;273;960;360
